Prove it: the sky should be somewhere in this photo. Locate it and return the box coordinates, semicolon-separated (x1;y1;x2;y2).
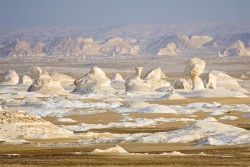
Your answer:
0;0;249;26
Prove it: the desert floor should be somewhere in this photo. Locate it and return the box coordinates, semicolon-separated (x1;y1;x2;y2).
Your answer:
0;57;250;166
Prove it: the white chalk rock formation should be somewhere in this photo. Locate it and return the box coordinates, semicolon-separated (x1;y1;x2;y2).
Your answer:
126;67;152;92
30;66;50;79
50;73;75;86
74;67;115;94
0;105;2;112
210;71;242;90
0;70;19;85
30;66;42;79
28;77;68;95
111;73;125;90
173;79;191;90
111;73;125;82
202;73;217;89
239;71;250;80
185;57;206;91
157;42;178;56
222;40;250;57
20;75;33;85
92;145;128;154
144;68;170;90
0;111;73;139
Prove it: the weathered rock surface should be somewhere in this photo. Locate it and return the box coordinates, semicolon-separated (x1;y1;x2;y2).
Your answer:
20;75;33;85
210;71;242;90
185;57;206;90
28;78;68;95
126;67;152;92
173;79;191;90
203;73;217;89
74;67;115;94
157;42;178;56
0;69;19;85
0;111;73;139
222;40;250;57
144;68;170;90
0;39;46;57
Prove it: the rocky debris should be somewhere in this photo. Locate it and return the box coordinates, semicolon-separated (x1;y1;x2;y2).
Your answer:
202;73;217;89
185;57;206;91
74;67;115;94
28;77;68;95
50;73;75;86
92;145;128;154
222;40;250;57
30;66;50;79
239;71;250;80
144;68;170;90
111;73;125;90
157;42;178;56
0;39;46;57
20;75;33;85
173;79;191;90
46;36;100;57
100;37;140;56
0;110;73;139
210;71;242;90
0;69;19;85
125;67;152;92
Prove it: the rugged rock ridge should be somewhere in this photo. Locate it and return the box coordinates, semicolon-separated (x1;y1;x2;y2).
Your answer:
0;39;46;57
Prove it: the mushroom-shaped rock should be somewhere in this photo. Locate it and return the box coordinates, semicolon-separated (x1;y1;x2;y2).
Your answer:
74;67;115;94
111;73;125;90
144;68;170;90
28;78;68;95
0;70;19;85
20;75;33;85
174;79;191;90
185;57;206;90
125;67;152;92
202;73;217;89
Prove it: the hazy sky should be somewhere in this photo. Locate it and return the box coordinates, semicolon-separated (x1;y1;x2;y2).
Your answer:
0;0;249;26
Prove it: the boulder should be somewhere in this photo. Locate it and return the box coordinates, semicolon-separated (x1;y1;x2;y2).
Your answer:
20;75;33;85
125;67;152;92
144;68;170;90
210;71;242;90
185;57;206;90
28;77;68;95
74;67;115;94
0;69;19;85
111;73;125;90
174;79;191;90
202;73;217;89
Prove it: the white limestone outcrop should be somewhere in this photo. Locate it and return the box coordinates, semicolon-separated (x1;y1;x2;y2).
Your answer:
125;67;152;92
74;67;115;94
0;70;19;85
144;68;170;90
185;57;206;91
28;77;68;95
